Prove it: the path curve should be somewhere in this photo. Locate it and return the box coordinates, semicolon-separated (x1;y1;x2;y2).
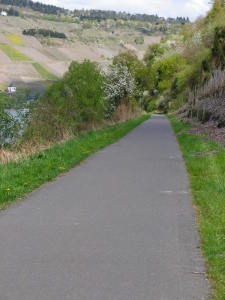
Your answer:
0;115;209;300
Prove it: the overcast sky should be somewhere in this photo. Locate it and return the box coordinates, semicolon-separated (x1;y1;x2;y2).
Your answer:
38;0;211;20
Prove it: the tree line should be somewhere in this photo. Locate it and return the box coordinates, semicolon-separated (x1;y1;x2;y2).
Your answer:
23;29;66;39
74;9;189;24
0;0;65;15
0;0;189;24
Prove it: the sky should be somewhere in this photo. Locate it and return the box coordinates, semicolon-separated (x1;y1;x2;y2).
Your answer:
38;0;211;20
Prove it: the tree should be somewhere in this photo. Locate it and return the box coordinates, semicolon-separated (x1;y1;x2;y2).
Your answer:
63;60;104;124
113;50;147;90
144;43;164;65
25;60;105;142
104;63;135;117
207;0;223;22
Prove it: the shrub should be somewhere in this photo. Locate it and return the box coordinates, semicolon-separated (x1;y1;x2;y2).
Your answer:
63;60;104;124
156;55;185;92
144;43;165;64
0;93;27;146
147;100;156;112
206;0;223;23
103;63;136;118
213;26;225;67
113;50;147;91
134;36;144;44
25;60;105;142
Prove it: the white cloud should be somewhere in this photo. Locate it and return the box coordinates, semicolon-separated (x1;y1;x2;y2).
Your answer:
38;0;211;20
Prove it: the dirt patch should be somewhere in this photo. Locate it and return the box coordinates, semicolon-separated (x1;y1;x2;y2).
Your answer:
22;36;43;50
96;47;117;59
59;45;101;61
46;61;69;77
16;46;52;63
144;36;162;46
0;62;40;84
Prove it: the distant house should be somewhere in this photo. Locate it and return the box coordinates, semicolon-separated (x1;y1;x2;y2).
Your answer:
8;83;16;94
1;11;8;16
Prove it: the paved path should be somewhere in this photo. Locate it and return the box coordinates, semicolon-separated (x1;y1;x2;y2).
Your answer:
0;115;209;300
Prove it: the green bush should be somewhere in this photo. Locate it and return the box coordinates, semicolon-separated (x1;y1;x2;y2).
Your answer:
103;63;136;118
25;60;105;142
23;29;66;39
144;43;165;64
147;100;156;112
113;50;147;91
213;26;225;67
156;55;185;92
0;93;24;147
134;36;144;45
206;0;223;23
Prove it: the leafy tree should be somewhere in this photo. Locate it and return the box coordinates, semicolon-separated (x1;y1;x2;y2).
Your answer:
104;63;135;117
63;60;104;124
25;60;105;142
207;0;223;22
113;50;147;90
144;44;165;65
213;26;225;67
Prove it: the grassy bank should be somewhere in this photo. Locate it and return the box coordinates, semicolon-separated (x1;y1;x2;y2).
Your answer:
0;115;148;210
169;115;225;300
0;43;29;61
32;62;58;80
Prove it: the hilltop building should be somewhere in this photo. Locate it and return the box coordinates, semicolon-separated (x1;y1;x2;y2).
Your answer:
8;83;16;94
1;10;8;16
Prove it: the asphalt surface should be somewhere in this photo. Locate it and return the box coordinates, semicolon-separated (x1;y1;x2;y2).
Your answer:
0;115;209;300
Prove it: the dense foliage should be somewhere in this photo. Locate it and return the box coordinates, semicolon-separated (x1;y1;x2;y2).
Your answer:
213;26;225;68
104;63;136;118
140;0;225;115
75;9;189;24
23;29;66;39
0;92;24;146
24;60;105;142
1;54;142;147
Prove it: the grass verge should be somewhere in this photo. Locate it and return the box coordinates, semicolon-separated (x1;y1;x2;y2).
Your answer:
0;43;29;61
32;62;58;81
0;115;148;210
169;114;225;300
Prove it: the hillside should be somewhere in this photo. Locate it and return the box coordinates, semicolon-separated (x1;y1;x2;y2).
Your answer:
142;0;225;125
0;2;186;91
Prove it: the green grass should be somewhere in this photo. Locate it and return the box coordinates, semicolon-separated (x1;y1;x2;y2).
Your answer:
0;115;148;210
0;82;7;91
0;43;29;61
6;34;23;46
169;115;225;300
32;63;58;81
